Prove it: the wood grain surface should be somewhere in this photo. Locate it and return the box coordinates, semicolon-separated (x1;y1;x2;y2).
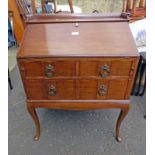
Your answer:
17;19;139;141
17;22;138;58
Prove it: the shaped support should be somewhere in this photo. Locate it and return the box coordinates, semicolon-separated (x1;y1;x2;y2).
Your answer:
115;104;130;142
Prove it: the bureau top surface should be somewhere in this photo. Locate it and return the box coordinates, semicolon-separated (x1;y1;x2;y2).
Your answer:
17;22;139;58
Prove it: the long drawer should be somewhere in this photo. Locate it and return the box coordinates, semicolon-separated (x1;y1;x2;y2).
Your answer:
24;78;129;100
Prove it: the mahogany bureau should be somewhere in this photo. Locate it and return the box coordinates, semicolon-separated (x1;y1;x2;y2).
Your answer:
17;15;139;142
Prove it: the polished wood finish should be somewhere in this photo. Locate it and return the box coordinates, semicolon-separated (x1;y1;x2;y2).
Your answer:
8;0;25;44
27;101;130;141
26;13;129;24
19;59;76;77
122;0;146;21
17;17;139;142
17;22;138;58
27;103;40;141
116;104;130;142
79;58;133;76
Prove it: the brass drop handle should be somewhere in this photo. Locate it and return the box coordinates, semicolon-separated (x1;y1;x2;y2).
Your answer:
101;64;110;71
99;64;110;78
98;85;107;96
48;85;57;96
45;64;54;78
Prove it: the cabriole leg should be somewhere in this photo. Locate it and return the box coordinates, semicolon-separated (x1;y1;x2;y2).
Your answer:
27;104;40;141
115;104;130;142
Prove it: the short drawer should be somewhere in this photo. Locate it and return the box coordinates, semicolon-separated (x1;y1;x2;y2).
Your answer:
24;79;76;100
79;58;133;77
19;59;76;77
78;79;128;100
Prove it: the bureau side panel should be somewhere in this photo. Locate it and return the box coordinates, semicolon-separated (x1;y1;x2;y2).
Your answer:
124;57;140;99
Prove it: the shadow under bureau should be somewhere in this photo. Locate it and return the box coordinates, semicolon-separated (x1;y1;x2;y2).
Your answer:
17;14;139;142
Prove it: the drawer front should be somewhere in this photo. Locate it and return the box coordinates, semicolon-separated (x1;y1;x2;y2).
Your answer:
24;79;76;100
19;60;76;77
24;78;128;100
24;79;46;100
77;79;99;100
45;80;76;100
79;58;133;77
78;79;128;100
19;57;138;101
107;79;129;99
